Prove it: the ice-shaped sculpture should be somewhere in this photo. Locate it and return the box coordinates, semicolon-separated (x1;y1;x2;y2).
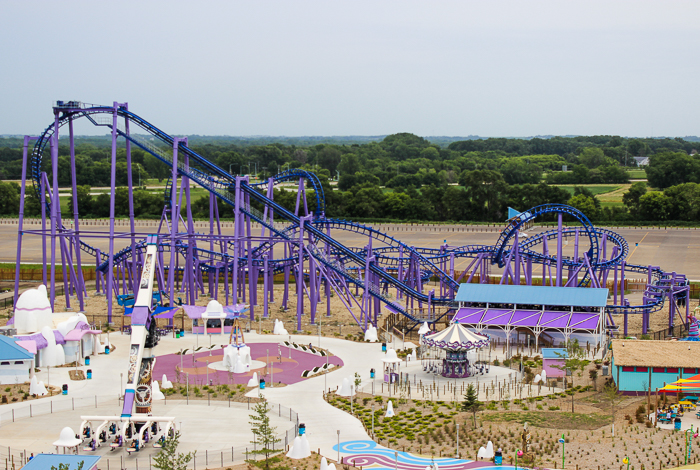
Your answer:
53;427;81;448
56;313;88;336
152;381;165;400
418;322;430;335
13;285;53;334
337;377;354;397
364;325;378;342
161;374;173;389
485;441;494;458
233;357;247;374
328;464;337;470
286;435;311;459
385;400;396;417
433;464;439;470
29;376;47;396
273;319;289;335
382;349;400;364
321;457;329;470
247;372;259;388
223;344;252;372
533;374;541;384
39;325;65;367
541;369;547;381
477;447;487;459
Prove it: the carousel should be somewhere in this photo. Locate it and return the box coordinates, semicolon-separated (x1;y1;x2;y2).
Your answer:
422;321;490;378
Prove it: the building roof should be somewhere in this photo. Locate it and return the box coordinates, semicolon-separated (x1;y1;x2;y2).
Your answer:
0;335;34;361
542;348;568;359
21;454;100;470
612;340;700;368
455;284;609;308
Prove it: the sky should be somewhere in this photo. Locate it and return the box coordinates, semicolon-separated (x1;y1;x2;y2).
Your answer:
1;1;699;138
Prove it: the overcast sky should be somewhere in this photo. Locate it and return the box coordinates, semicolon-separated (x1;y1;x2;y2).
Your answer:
1;1;698;138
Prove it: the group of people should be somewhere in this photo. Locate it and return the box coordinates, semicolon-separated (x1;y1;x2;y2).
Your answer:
80;420;165;452
656;404;687;422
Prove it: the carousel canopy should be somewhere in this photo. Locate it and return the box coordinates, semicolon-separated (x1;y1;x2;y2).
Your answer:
423;322;489;351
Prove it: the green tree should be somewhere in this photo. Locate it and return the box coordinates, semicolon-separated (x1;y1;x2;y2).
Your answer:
51;462;84;470
551;339;590;393
622;182;647;217
638;191;671;221
66;185;93;214
0;181;20;215
579;147;606;169
461;384;483;428
249;396;281;469
568;194;598;220
603;382;624;436
153;431;195;470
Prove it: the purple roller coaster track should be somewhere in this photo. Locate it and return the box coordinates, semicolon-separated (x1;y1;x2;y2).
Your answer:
11;101;691;338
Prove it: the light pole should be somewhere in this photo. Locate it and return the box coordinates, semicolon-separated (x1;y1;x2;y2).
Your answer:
456;423;459;458
394;451;398;470
318;317;322;348
120;372;123;399
229;163;234;175
371;404;375;436
289;335;292;359
337;430;340;462
559;434;565;469
324;354;328;393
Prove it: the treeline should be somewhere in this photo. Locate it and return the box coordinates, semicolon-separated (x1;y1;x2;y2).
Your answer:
0;132;699;223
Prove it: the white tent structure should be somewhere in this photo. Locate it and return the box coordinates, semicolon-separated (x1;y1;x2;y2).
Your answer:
422;321;489;378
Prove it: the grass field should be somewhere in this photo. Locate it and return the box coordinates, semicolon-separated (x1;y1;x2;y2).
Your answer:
626;168;647;179
553;185;621;196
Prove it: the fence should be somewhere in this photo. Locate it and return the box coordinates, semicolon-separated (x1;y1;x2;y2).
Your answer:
0;395;299;469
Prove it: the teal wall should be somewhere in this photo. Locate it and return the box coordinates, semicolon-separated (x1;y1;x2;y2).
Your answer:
611;356;698;392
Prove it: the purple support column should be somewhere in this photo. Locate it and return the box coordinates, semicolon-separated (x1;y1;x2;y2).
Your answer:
263;256;269;318
124;105;137;293
41;173;47;286
95;249;102;295
513;232;520;285
233;177;240;306
168;139;179;303
181;138;196;306
105;103;119;323
13;136;33;308
556;213;563;287
297;217;306;332
68;119;85;311
49;131;59;311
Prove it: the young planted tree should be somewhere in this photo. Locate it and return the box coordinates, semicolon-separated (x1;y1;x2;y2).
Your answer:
603;382;624;437
153;432;195;470
552;339;590;388
461;384;483;428
250;396;281;469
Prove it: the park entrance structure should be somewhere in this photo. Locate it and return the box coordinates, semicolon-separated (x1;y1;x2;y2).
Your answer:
10;101;692;339
422;321;489;378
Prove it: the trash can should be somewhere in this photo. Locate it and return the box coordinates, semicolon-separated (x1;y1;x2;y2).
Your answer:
494;449;502;465
299;423;306;435
260;378;266;390
675;417;682;430
62;384;68;395
87;369;92;380
382;342;387;352
85;356;90;366
602;365;608;376
370;368;375;379
105;345;110;355
179;329;184;337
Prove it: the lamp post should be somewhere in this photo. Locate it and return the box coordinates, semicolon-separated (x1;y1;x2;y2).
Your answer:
559;434;565;469
289;335;292;359
120;372;123;399
372;404;375;436
229;163;234;175
318;317;322;348
456;423;459;458
337;430;340;462
394;451;398;470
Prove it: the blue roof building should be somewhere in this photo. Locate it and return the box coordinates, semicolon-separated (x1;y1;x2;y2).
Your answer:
21;454;101;470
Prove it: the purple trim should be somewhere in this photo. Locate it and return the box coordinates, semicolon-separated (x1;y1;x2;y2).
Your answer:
53;330;66;345
15;333;48;350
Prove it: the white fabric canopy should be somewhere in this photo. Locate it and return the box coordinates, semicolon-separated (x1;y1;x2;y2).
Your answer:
423;322;489;351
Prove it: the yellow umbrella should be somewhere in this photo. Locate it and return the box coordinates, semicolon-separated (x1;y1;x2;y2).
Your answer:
679;400;695;406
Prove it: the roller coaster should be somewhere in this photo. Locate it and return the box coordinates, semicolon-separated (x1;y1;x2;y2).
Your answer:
12;101;691;340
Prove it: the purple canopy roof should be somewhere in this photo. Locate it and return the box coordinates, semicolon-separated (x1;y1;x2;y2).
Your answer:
423;322;490;351
452;307;602;332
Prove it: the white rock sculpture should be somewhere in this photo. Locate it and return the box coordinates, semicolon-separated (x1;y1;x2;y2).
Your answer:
273;320;289;335
320;457;329;470
385;400;396;417
337;377;354;397
161;374;173;389
541;369;547;381
247;372;259;388
13;285;53;334
152;381;165;400
286;435;311;459
364;325;378;342
40;325;65;367
533;374;541;384
418;322;430;335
